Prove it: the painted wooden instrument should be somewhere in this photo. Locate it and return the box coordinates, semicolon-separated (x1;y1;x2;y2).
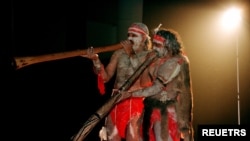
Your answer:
14;43;123;70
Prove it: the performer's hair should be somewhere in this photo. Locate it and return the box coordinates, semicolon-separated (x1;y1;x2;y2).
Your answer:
156;28;184;55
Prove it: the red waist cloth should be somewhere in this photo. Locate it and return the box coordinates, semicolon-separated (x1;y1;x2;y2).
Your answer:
110;97;144;138
149;108;179;141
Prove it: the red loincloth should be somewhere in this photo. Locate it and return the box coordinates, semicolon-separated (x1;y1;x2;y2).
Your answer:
110;97;144;138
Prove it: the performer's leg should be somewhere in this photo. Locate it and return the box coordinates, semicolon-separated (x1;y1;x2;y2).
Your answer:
168;105;181;141
153;121;163;141
125;115;140;141
106;115;121;141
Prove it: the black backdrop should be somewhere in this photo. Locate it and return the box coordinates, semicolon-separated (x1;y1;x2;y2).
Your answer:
7;1;116;141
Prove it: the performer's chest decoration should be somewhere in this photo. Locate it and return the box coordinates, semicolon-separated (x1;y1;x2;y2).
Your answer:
117;51;148;78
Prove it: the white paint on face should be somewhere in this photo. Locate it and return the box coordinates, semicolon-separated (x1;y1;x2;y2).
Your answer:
153;46;167;57
153;40;167;57
128;32;143;51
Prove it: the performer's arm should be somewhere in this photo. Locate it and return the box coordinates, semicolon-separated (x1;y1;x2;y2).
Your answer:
85;46;118;83
101;51;119;82
132;79;163;97
93;40;132;83
131;58;181;97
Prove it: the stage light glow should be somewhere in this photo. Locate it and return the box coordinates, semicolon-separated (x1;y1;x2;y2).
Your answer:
220;6;242;125
220;7;242;30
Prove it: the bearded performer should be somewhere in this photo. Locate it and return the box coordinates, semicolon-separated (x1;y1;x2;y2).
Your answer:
87;22;153;141
121;28;194;141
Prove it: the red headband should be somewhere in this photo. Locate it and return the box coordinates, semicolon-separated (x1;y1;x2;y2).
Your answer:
128;25;147;35
153;35;165;43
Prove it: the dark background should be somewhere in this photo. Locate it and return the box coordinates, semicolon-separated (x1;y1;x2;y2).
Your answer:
5;0;250;141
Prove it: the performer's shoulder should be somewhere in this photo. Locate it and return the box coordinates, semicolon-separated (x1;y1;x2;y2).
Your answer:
167;55;190;65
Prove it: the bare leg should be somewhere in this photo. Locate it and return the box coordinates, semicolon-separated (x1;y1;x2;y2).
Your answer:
126;115;140;141
106;115;121;141
153;121;163;141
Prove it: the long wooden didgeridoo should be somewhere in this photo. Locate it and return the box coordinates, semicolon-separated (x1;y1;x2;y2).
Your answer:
71;50;158;141
13;43;123;70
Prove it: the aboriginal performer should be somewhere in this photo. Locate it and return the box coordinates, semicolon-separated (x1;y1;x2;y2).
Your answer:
122;28;194;141
87;22;152;141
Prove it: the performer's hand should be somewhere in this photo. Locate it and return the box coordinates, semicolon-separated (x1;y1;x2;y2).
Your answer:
116;91;132;103
181;130;193;141
178;120;192;141
120;40;133;55
84;46;99;60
